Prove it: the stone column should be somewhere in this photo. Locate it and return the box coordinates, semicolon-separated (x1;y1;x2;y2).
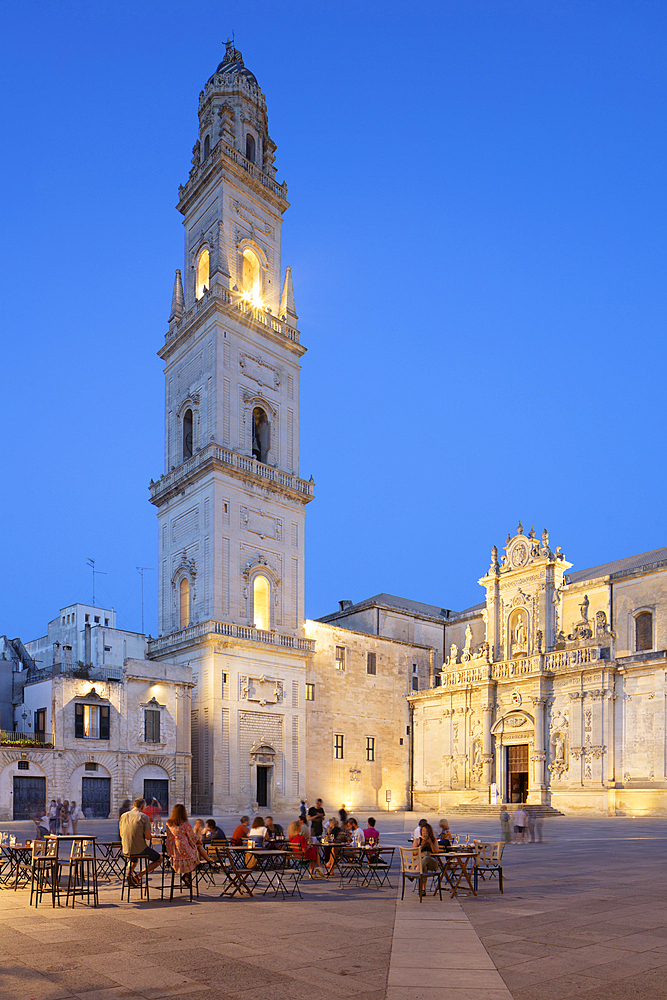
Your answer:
531;696;547;804
482;690;495;787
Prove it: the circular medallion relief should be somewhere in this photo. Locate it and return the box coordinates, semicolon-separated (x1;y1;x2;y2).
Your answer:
511;542;528;567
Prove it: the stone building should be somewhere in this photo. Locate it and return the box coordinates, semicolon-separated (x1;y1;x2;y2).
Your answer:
0;603;191;821
146;41;315;816
408;527;667;816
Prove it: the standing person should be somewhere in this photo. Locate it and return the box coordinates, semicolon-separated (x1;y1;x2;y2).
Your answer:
165;804;208;886
299;800;307;821
527;808;537;843
60;800;71;835
500;808;511;844
308;805;323;838
30;811;50;841
512;804;527;844
339;804;348;825
230;816;250;845
314;798;326;827
48;800;58;834
119;798;163;886
70;800;80;834
55;798;63;833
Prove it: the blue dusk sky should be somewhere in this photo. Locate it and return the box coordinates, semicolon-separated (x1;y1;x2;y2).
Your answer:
1;1;666;642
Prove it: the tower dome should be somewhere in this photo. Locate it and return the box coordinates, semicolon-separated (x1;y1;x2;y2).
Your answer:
212;39;259;87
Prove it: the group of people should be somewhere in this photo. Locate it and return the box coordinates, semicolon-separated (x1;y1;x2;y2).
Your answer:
119;798;210;887
500;805;543;843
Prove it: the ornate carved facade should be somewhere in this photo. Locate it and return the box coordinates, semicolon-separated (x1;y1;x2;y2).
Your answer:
408;527;667;815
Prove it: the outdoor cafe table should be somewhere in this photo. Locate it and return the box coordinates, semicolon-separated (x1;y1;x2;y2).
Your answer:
435;850;477;898
243;849;295;898
0;844;32;887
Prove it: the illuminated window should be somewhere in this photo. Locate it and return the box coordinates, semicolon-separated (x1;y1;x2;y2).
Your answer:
246;133;255;163
180;578;189;629
366;737;375;762
367;652;376;675
252;407;270;463
75;703;109;740
242;248;260;303
306;683;315;701
636;612;652;651
253;575;270;631
196;249;209;299
203;134;210;158
183;408;193;460
334;734;344;759
335;646;346;671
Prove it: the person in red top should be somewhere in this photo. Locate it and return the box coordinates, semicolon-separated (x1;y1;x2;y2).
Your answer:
363;817;379;844
288;818;323;878
230;815;250;845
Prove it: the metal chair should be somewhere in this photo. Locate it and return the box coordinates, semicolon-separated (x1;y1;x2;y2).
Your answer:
398;847;442;902
121;853;152;901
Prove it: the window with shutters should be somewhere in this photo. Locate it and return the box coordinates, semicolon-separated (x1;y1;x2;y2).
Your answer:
180;577;190;629
34;709;46;742
335;646;346;671
635;611;653;651
366;736;375;762
75;703;109;740
366;652;376;675
305;683;315;701
144;709;161;743
334;734;344;759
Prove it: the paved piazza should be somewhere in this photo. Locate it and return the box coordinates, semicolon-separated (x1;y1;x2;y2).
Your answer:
0;814;666;1000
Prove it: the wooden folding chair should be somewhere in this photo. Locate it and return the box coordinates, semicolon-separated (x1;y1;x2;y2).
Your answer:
474;841;504;893
217;845;257;897
398;847;441;902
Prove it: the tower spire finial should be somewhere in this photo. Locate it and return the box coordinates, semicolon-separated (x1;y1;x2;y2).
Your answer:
169;268;184;322
280;266;298;325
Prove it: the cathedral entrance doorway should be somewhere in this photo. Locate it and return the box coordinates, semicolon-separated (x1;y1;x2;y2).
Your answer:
507;744;529;802
257;766;269;808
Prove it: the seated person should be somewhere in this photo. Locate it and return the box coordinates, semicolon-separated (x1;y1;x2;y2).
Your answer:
413;821;441;879
325;819;351;874
287;819;323;877
248;816;269;849
264;816;284;841
119;797;163;886
193;818;206;840
202;818;227;843
230;815;251;845
30;811;50;840
412;818;428;842
438;818;452;850
363;817;379;845
347;818;364;847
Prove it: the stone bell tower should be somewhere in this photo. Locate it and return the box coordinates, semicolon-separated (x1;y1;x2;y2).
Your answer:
147;42;315;815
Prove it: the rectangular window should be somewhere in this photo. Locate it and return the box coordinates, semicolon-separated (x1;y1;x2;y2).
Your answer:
144;709;161;743
85;614;89;623
306;683;315;701
104;646;112;652
75;704;110;740
335;646;346;671
366;652;376;675
412;663;418;673
84;762;98;771
94;616;100;624
411;676;419;691
105;618;109;626
334;734;344;759
35;709;46;741
366;736;375;761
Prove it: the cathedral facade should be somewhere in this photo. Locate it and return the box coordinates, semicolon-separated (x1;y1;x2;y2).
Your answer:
408;529;667;816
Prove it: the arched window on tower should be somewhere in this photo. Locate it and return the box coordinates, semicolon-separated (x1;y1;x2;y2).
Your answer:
183;409;193;460
252;406;270;464
245;133;255;163
196;248;209;299
635;611;652;651
242;248;260;304
203;134;210;158
180;578;190;630
253;575;270;631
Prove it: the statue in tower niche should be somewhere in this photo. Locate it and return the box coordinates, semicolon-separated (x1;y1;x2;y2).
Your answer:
579;594;589;622
512;612;528;656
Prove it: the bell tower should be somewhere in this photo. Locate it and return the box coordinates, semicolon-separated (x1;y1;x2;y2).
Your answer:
147;43;315;815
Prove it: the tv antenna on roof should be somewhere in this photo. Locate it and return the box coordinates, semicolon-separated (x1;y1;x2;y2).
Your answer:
86;558;107;608
136;567;155;635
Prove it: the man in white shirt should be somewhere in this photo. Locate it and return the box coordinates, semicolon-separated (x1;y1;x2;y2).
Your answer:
347;818;365;848
412;818;427;842
512;806;528;844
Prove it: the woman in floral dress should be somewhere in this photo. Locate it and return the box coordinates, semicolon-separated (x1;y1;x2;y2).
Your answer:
166;804;209;884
